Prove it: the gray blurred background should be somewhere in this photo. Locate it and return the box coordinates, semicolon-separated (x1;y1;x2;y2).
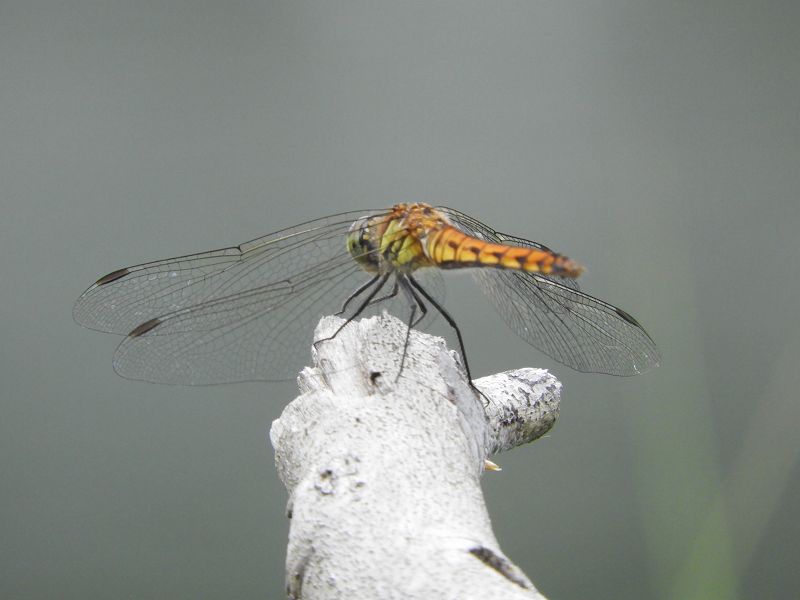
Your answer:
1;1;798;599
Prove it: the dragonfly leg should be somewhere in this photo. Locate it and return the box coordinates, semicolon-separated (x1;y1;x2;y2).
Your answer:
395;303;417;382
315;273;391;348
393;275;430;381
336;273;382;316
407;275;489;405
337;276;402;318
407;275;473;381
400;276;428;328
365;279;400;309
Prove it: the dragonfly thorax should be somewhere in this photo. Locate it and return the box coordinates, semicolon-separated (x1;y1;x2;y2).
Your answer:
347;205;441;275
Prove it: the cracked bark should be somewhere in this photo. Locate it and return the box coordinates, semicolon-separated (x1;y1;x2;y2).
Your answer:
270;313;560;599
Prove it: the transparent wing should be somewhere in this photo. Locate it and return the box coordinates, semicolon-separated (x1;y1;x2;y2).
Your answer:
113;254;375;384
74;209;395;384
472;270;660;375
438;207;660;375
74;210;387;334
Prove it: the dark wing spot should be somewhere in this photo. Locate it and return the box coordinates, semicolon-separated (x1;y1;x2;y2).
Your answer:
95;268;130;286
128;317;162;337
615;307;643;328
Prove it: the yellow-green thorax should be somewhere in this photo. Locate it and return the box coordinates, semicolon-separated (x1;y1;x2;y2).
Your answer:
346;203;446;274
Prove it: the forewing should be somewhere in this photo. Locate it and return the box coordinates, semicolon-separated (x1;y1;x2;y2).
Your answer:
74;210;387;334
74;209;394;383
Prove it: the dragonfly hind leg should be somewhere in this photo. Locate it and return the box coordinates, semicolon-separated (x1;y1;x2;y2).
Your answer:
407;275;490;406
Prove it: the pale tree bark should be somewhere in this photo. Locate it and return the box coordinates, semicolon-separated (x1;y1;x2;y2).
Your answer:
270;313;561;599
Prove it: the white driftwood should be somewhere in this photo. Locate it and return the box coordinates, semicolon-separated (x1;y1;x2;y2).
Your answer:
270;313;560;599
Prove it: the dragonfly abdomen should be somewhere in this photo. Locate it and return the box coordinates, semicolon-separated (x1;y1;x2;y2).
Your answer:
427;225;585;277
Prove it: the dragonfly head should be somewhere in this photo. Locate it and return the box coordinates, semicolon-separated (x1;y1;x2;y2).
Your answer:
347;216;382;272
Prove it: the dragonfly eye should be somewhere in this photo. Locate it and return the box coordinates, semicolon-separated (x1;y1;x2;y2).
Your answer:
347;216;381;271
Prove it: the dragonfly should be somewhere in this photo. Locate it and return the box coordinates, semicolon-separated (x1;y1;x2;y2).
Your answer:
74;203;659;385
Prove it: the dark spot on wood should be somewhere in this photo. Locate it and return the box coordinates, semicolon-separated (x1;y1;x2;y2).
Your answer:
287;552;309;599
499;407;523;427
128;317;162;337
469;546;529;589
369;371;381;384
95;268;129;286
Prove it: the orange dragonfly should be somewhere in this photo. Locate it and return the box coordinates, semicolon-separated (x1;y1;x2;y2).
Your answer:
74;203;659;384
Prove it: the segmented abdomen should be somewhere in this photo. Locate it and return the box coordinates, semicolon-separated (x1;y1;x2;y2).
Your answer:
427;225;584;277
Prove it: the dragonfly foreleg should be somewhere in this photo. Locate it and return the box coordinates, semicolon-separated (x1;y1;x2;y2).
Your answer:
335;273;382;316
365;279;400;309
315;272;391;348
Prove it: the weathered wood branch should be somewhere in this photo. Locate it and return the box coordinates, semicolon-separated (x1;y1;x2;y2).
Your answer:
270;313;560;599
